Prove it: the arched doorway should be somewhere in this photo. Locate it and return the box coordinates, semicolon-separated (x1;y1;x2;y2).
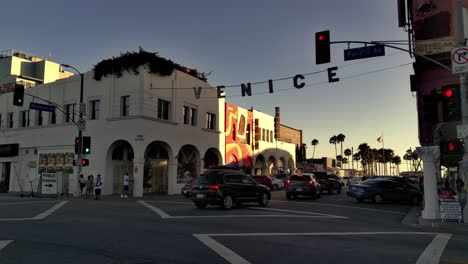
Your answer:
255;155;266;175
278;157;286;173
106;140;134;195
144;141;172;194
268;156;276;176
203;148;222;168
177;145;201;183
288;158;294;174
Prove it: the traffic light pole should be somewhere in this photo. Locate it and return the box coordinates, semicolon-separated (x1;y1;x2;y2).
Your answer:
455;0;468;222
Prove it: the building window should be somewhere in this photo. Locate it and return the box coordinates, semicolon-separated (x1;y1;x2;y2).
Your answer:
158;99;170;120
37;111;43;126
270;131;273;142
191;108;197;126
262;128;265;141
65;104;76;123
90;100;100;120
206;113;216;130
50;111;56;125
183;106;190;124
0;114;2;129
121;96;130;117
246;124;251;145
20;110;30;128
8;113;13;128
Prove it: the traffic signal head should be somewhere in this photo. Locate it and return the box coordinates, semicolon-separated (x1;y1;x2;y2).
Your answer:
81;158;89;166
13;84;25;106
74;137;81;154
315;30;330;65
441;140;464;154
82;136;91;154
441;84;461;122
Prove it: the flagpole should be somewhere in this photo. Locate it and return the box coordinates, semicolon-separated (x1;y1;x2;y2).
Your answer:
382;132;385;175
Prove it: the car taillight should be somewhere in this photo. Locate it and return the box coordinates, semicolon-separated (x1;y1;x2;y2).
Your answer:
191;184;197;190
307;180;314;185
287;180;291;184
359;186;366;191
208;185;220;191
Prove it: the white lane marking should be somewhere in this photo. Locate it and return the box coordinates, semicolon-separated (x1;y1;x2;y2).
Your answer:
193;232;448;264
194;234;251;264
248;207;348;219
145;200;193;205
199;231;441;237
138;201;171;219
170;215;343;219
271;200;406;215
32;201;69;220
0;240;13;251
0;201;58;206
0;218;34;221
416;233;452;264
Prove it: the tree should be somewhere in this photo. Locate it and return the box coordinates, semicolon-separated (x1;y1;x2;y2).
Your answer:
311;139;319;159
342;157;349;168
329;135;338;162
392;155;402;175
358;143;370;175
336;133;346;158
336;155;343;168
344;148;352;169
353;153;361;170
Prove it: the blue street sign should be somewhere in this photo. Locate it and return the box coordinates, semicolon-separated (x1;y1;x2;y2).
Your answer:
29;102;56;113
344;45;385;61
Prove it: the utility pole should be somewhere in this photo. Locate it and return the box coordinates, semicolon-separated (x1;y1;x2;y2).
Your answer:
455;0;468;222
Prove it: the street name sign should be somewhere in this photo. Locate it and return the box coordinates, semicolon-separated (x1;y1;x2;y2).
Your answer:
451;47;468;74
344;45;385;61
29;102;55;113
41;173;57;195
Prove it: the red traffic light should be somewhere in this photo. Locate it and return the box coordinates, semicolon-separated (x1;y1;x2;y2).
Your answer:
443;88;453;98
449;142;455;152
81;159;89;166
75;138;80;144
318;35;324;41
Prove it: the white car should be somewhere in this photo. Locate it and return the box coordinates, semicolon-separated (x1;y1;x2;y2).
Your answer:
271;177;285;190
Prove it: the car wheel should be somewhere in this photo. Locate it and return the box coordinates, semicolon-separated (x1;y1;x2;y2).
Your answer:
259;192;269;207
337;187;342;194
222;195;234;209
194;202;207;209
373;194;383;204
273;184;278;191
286;193;292;200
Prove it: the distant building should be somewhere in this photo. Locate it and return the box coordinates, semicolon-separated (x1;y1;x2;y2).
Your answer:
304;157;336;172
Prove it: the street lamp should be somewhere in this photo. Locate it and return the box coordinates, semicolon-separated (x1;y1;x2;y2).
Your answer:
61;64;84;195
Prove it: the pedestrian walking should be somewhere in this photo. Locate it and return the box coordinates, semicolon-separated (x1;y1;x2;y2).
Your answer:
121;172;130;198
95;174;103;200
456;177;465;193
85;175;94;198
79;174;86;196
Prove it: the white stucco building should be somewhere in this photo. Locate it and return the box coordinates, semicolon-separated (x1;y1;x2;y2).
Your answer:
0;61;225;197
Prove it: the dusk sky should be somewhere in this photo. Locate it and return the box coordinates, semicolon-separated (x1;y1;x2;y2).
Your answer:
1;0;418;163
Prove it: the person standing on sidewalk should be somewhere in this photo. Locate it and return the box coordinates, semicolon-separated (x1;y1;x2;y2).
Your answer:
95;174;103;200
79;174;85;196
85;175;94;199
121;172;130;198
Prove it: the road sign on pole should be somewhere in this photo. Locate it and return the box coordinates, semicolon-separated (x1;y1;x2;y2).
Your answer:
451;47;468;74
29;102;56;113
344;45;385;61
77;118;86;131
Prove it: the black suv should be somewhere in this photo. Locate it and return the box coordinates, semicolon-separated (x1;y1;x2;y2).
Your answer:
191;167;271;209
312;172;342;194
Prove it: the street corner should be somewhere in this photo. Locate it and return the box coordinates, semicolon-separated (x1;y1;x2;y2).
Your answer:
193;232;451;264
0;200;68;221
137;199;349;220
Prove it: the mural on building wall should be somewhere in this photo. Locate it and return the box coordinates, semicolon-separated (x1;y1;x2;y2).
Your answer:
38;153;74;174
225;103;253;169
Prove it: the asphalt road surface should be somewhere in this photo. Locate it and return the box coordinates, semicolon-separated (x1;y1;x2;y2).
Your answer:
0;190;467;264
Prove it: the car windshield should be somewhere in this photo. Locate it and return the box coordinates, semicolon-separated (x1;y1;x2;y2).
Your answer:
289;175;311;181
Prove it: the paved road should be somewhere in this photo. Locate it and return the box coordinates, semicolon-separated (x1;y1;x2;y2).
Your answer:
0;190;467;264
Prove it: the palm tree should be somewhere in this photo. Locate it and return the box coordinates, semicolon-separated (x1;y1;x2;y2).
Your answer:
392;155;402;175
336;133;346;158
336;155;343;168
329;135;338;162
344;148;352;169
353;153;361;171
342;157;349;168
311;139;319;159
358;143;370;175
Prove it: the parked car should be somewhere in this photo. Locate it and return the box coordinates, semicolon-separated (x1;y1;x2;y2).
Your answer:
380;176;419;191
272;173;290;186
271;177;285;190
347;179;422;204
251;175;273;190
311;171;342;194
181;179;195;198
286;174;321;200
191;167;271;209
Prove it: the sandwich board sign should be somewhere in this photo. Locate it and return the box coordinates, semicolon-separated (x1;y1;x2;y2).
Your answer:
41;173;58;195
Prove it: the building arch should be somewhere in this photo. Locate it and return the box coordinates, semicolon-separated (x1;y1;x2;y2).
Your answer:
106;140;134;195
176;145;201;183
255;155;266;175
144;141;173;194
203;148;222;168
268;155;277;176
